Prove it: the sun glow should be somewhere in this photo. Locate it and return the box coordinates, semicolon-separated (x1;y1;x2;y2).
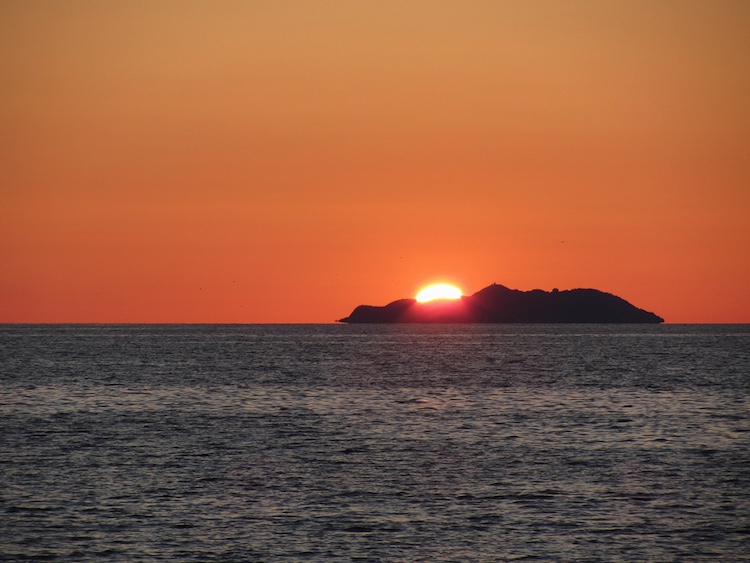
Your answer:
416;283;463;303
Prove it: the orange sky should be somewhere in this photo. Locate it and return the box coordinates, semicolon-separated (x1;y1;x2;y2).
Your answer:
2;0;749;323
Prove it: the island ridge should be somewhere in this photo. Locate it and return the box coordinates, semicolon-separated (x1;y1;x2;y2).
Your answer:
338;283;664;323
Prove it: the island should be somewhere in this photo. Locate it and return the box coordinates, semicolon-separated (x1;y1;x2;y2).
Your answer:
338;283;664;323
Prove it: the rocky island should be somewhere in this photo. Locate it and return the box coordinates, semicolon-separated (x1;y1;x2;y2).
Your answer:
338;283;664;323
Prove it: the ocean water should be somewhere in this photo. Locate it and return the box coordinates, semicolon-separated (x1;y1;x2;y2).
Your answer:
1;324;749;562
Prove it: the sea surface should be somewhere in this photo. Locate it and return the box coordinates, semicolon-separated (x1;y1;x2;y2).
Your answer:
1;324;749;562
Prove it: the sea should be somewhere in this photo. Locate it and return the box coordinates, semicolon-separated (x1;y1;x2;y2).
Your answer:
1;324;749;562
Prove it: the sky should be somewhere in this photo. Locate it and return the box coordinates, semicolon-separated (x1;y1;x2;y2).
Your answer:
2;0;749;323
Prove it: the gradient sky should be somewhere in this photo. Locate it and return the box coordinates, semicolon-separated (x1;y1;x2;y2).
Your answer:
2;0;749;323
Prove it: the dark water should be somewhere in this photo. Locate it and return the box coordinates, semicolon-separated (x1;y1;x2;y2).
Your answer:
1;324;749;561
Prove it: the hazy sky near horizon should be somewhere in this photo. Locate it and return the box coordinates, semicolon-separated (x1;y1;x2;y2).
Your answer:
2;0;749;322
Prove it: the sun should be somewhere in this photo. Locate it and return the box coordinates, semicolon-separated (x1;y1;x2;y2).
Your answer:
416;283;463;303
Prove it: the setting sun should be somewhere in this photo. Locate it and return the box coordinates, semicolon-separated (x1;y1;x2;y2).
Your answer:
416;284;463;303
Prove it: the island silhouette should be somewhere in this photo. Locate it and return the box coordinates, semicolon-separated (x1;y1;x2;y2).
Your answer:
338;283;664;323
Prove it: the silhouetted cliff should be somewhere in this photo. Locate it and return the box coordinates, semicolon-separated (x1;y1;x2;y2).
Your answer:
338;283;664;323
